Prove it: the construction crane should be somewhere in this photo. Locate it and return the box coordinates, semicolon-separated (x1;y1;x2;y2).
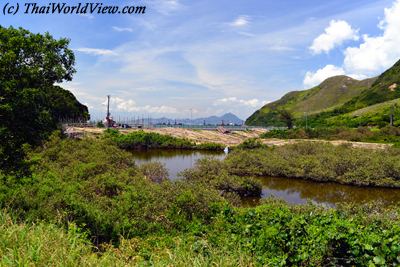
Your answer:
105;95;114;128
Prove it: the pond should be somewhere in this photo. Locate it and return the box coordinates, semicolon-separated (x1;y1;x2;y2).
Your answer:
131;149;400;207
244;176;400;207
131;149;226;180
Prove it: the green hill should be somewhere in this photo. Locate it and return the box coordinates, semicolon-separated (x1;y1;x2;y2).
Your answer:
340;60;400;112
246;59;400;127
323;98;400;128
246;76;376;126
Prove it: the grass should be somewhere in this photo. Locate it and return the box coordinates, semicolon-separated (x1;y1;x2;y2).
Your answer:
246;76;372;126
0;211;95;266
2;201;400;266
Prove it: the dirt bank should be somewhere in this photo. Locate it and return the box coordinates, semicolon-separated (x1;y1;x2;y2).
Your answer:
71;127;266;146
70;127;392;149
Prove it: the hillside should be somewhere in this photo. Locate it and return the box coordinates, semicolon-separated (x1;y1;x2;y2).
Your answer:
247;59;400;127
246;76;375;126
340;60;400;112
323;98;400;127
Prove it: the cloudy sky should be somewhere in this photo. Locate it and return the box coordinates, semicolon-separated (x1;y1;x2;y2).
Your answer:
3;0;400;119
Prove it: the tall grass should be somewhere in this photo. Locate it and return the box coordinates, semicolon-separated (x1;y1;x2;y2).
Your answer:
2;201;400;266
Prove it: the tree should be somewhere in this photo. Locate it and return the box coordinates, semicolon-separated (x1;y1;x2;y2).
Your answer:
0;26;88;173
279;109;294;129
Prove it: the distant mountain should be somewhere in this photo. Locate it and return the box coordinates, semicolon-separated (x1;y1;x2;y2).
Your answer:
153;113;243;126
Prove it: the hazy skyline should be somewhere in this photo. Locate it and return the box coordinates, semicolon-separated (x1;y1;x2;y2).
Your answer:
3;0;400;119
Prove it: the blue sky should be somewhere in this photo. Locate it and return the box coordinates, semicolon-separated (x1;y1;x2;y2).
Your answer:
3;0;400;119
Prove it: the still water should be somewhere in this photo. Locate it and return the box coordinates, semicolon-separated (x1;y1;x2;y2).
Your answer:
131;149;400;206
244;176;400;207
131;149;226;180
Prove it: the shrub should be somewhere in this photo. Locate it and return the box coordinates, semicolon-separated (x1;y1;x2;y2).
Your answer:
104;130;223;151
226;142;400;187
236;138;265;149
181;158;262;199
138;162;169;183
0;135;228;244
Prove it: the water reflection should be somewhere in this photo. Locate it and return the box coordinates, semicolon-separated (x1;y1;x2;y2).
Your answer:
245;176;400;207
130;149;225;180
129;149;400;206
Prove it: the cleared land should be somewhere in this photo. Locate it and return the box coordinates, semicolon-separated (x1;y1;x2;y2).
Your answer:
71;127;266;146
70;127;391;149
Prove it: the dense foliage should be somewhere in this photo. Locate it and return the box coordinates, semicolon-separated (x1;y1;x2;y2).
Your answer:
2;202;400;266
1;135;400;265
226;142;400;187
0;26;89;173
0;134;229;244
262;126;400;145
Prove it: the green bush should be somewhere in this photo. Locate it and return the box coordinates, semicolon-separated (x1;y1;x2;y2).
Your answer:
2;202;400;266
0;134;228;244
181;158;262;199
226;142;400;187
1;135;400;266
236;138;265;149
104;130;223;151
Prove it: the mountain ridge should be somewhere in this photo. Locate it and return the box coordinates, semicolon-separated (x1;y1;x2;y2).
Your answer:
153;112;243;125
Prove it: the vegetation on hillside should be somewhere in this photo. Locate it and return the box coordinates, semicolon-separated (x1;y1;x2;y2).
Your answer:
341;59;400;111
246;76;374;126
246;59;400;128
0;26;88;173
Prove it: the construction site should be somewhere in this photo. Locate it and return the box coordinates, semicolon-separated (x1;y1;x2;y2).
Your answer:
63;95;269;145
63;95;394;149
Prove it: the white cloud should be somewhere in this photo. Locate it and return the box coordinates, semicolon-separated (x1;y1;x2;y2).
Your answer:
230;15;250;27
75;48;116;56
214;97;268;108
112;26;133;32
310;20;359;54
106;97;178;114
343;0;400;75
303;65;345;87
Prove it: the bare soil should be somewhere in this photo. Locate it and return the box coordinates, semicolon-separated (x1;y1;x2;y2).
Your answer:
70;127;392;149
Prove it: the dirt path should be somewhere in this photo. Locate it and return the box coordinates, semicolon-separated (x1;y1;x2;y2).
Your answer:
72;127;266;146
70;127;392;149
261;138;391;149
